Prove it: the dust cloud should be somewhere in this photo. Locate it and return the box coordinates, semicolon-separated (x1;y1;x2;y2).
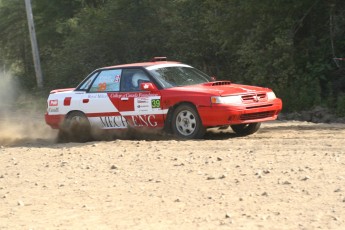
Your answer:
0;70;56;146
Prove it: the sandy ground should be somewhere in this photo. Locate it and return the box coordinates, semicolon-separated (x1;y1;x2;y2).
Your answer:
0;119;345;230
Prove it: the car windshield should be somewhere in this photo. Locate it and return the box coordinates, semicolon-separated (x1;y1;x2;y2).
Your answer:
147;64;211;88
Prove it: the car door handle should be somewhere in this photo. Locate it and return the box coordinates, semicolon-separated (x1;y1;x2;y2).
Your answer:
121;98;129;101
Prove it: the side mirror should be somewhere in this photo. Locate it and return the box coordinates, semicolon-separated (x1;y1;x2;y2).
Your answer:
140;82;158;91
211;76;217;81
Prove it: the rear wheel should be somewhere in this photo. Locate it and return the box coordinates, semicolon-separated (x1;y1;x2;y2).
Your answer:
58;111;91;143
171;104;205;139
230;123;261;136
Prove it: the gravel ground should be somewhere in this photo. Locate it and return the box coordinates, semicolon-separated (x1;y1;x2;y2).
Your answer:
0;120;345;229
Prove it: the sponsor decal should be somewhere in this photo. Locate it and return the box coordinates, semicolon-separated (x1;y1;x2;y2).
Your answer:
134;96;161;112
88;93;108;99
99;115;158;128
135;97;149;112
49;99;58;106
100;116;128;128
137;99;148;103
130;114;158;127
108;93;159;99
137;105;149;109
143;83;150;89
98;82;107;91
48;107;59;113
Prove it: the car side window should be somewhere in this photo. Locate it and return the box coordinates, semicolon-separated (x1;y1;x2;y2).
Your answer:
89;69;122;92
120;69;150;92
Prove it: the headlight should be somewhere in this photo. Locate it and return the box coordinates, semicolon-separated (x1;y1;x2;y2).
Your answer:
267;91;276;100
211;95;242;104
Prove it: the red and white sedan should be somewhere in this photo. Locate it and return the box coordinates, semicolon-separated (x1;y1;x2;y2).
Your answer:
45;57;282;141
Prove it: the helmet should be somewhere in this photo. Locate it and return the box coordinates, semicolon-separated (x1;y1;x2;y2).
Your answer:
132;72;149;87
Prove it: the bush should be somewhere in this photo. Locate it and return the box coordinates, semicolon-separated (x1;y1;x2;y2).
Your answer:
336;94;345;117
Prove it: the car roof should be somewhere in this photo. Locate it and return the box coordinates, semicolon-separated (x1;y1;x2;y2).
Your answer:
102;60;181;69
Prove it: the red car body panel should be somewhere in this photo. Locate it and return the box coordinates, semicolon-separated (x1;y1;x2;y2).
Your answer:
45;59;283;137
158;83;282;127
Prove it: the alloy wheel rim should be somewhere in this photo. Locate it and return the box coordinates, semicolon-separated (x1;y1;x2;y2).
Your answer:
176;110;196;136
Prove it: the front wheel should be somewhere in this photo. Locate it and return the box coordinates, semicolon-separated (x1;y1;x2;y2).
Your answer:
230;123;261;136
171;104;205;139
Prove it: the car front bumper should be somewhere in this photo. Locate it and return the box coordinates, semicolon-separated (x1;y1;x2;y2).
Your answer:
198;98;282;127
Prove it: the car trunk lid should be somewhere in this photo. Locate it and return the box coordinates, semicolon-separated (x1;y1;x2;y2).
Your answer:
50;88;75;94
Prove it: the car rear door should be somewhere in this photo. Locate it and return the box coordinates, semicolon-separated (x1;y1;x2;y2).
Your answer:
81;68;128;129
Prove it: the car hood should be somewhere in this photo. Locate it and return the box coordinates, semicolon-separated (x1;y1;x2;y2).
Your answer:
167;81;270;96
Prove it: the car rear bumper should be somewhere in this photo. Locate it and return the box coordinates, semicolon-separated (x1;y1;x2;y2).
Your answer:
45;113;64;129
198;99;282;127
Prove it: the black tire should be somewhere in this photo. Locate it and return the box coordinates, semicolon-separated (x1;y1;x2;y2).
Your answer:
59;111;92;142
56;129;70;143
171;104;205;139
230;122;261;136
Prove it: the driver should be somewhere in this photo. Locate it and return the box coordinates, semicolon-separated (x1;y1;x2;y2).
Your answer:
131;72;150;90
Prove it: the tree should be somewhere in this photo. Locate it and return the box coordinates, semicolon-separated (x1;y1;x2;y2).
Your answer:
45;0;173;87
1;0;345;114
0;0;35;87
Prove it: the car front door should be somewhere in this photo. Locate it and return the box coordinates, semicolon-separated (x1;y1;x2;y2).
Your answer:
115;68;166;129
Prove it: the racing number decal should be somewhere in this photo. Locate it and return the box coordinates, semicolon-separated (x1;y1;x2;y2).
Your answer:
114;75;120;83
151;99;160;108
134;96;161;112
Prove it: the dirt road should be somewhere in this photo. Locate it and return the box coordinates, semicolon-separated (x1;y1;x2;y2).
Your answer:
0;121;345;229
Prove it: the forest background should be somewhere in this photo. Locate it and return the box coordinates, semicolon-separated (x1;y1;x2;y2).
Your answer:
1;0;345;116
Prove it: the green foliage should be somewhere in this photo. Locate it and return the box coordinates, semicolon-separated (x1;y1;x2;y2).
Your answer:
336;94;345;117
0;0;35;88
1;0;345;115
44;0;174;88
278;78;322;112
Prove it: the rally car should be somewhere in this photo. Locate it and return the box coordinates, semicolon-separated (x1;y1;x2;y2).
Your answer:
45;57;282;141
